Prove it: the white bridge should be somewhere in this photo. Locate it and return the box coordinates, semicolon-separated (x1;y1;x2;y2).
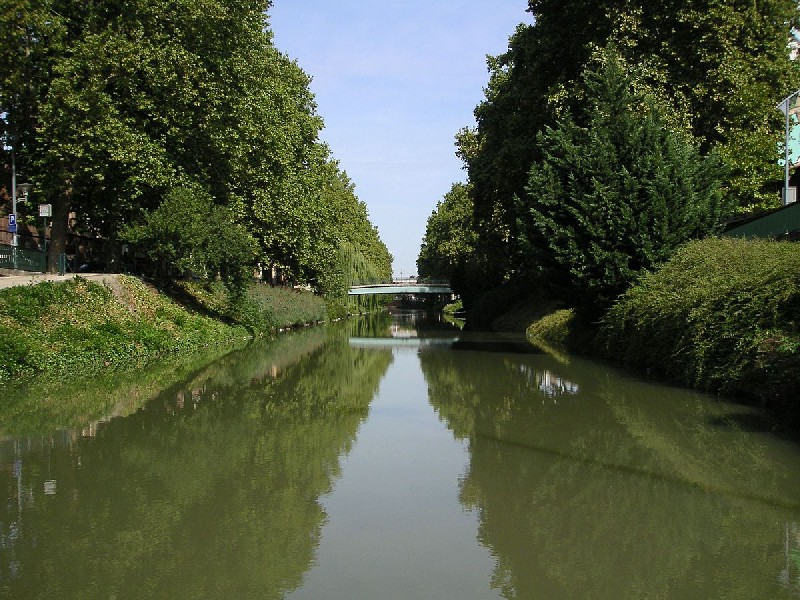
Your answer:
348;281;453;296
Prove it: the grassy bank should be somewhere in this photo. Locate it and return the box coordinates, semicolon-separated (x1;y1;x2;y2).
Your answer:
0;275;328;382
176;279;328;332
511;237;800;422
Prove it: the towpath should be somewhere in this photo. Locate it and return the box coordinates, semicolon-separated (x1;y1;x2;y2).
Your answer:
0;272;118;290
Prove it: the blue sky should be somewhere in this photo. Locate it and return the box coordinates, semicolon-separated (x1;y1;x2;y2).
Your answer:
269;1;532;278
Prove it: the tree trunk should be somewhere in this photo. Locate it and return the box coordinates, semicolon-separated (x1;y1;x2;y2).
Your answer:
47;189;71;273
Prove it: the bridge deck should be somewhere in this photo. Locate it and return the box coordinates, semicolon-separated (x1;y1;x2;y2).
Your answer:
348;283;452;296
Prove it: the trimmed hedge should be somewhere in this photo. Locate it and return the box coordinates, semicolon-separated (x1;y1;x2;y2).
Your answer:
599;238;800;418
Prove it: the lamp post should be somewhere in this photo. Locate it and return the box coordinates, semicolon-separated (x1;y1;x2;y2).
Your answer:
10;144;33;268
11;149;17;249
777;90;800;206
14;183;32;270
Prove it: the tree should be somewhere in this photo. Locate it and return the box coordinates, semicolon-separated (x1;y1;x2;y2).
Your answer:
611;1;800;211
417;182;478;282
460;0;800;289
2;0;390;286
517;49;730;309
121;185;257;299
310;161;393;312
0;0;65;220
461;5;623;284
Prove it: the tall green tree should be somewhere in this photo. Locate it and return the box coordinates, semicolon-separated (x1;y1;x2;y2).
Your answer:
611;1;800;211
417;182;477;282
460;0;800;289
311;161;393;309
3;0;391;286
518;50;729;309
461;4;623;283
0;0;64;212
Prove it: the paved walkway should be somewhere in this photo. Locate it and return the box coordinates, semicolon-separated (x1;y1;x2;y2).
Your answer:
0;272;115;290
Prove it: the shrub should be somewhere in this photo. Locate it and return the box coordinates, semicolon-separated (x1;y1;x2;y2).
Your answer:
121;185;258;299
179;279;328;335
235;284;327;333
599;238;800;417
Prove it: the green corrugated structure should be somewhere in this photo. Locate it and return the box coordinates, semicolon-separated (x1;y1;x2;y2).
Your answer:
723;202;800;240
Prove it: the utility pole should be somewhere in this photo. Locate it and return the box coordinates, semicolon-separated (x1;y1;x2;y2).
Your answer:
11;147;17;249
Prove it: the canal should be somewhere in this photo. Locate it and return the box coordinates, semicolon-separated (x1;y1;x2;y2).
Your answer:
1;311;799;598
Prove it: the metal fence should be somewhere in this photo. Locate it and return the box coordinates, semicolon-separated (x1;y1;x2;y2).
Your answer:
0;243;46;272
0;240;73;274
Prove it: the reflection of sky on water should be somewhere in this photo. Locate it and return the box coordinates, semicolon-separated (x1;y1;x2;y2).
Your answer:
518;365;579;399
287;348;500;600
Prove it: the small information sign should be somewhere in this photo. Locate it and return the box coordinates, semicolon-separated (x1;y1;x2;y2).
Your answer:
8;214;16;233
39;204;52;217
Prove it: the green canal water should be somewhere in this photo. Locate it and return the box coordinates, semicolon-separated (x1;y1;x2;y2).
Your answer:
2;311;800;599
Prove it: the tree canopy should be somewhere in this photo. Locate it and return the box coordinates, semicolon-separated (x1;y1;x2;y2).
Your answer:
1;0;392;292
423;0;800;306
518;49;730;308
417;182;477;282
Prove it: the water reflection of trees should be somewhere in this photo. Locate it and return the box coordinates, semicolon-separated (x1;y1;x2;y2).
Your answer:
421;348;800;599
349;310;459;340
0;325;392;598
0;341;247;435
348;311;393;338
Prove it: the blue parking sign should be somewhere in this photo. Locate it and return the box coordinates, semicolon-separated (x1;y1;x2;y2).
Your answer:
8;214;16;233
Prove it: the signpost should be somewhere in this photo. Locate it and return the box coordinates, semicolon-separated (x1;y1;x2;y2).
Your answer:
39;204;51;257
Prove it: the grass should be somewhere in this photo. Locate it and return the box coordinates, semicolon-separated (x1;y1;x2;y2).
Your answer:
0;274;332;383
0;276;251;381
176;279;328;333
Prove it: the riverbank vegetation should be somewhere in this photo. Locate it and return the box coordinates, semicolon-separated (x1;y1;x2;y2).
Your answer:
418;1;800;418
1;0;392;305
599;237;800;418
0;275;329;382
1;1;393;393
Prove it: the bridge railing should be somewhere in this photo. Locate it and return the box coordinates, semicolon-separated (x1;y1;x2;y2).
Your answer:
409;278;450;285
350;277;393;286
347;281;454;296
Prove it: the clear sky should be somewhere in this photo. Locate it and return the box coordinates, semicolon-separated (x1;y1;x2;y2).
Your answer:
269;1;532;278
